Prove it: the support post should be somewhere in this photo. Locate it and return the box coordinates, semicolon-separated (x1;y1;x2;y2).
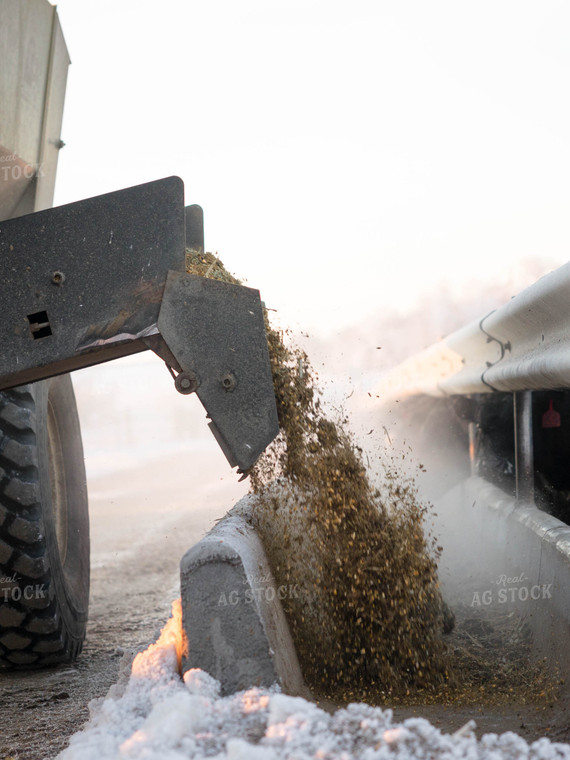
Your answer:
514;390;534;504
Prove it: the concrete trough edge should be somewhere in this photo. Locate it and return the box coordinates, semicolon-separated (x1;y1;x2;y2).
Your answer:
180;494;310;698
455;476;570;681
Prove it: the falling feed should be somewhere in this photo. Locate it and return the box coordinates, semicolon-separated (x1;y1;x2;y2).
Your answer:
186;250;559;708
247;317;450;704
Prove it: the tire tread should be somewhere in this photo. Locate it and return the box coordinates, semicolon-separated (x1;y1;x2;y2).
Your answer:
0;386;86;669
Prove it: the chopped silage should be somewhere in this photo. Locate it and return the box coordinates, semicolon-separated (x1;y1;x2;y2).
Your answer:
186;251;560;708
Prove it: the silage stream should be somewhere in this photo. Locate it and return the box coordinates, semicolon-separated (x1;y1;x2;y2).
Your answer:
186;251;562;713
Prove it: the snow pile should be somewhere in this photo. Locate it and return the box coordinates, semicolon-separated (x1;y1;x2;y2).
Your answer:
59;605;570;760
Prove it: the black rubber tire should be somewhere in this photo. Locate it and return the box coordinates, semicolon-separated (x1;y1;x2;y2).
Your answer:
0;375;89;667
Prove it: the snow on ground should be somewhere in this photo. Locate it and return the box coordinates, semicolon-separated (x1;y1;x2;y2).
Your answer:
59;603;570;760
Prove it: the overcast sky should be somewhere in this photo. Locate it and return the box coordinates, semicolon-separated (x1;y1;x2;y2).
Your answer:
53;0;570;338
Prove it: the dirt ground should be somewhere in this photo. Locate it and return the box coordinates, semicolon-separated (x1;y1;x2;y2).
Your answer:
0;447;245;760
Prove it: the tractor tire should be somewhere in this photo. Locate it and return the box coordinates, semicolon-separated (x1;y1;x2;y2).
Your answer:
0;375;89;667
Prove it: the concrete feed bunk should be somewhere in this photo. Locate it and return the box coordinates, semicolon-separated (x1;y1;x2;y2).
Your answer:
179;497;308;698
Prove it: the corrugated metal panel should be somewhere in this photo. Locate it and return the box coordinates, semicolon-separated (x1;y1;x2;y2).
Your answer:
377;262;570;398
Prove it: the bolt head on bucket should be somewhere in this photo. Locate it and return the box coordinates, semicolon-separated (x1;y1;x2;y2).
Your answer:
175;370;199;395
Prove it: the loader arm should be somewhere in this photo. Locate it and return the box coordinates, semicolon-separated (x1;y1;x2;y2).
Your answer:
0;175;279;472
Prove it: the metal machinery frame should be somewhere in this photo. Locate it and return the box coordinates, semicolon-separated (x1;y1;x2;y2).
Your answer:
0;176;279;473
